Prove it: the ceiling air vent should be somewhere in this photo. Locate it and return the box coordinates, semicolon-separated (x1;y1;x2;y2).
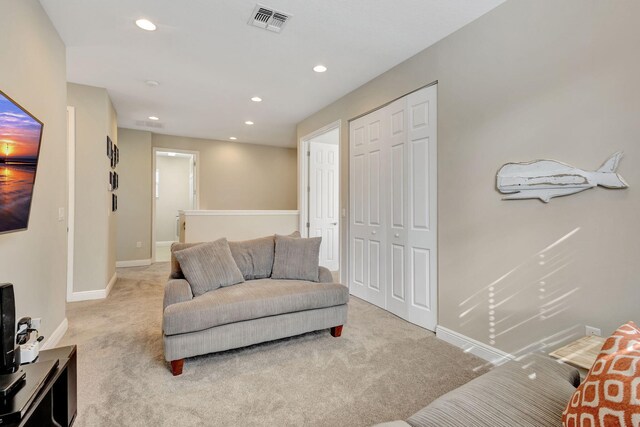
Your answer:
135;120;164;129
249;4;292;33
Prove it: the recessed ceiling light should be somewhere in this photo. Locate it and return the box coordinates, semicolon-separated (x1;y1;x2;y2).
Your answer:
313;65;327;73
245;121;254;125
229;137;237;140
135;19;156;31
145;80;160;87
251;97;262;102
148;116;159;121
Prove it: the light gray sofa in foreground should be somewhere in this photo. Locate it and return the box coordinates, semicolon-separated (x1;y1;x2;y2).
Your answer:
374;354;580;427
163;237;348;376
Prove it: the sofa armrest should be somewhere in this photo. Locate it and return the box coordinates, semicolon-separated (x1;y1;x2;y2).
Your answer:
318;266;334;283
163;279;193;311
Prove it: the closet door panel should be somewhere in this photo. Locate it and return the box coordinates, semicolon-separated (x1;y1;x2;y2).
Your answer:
349;119;368;300
349;111;386;309
406;85;438;330
364;112;386;308
385;98;409;318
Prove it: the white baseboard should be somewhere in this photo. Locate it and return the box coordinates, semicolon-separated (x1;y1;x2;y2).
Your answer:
105;272;117;296
41;318;68;350
67;272;117;302
116;259;152;268
436;325;514;366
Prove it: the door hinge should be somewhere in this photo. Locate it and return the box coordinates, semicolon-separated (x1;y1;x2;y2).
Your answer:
307;151;310;157
307;186;310;192
306;222;310;228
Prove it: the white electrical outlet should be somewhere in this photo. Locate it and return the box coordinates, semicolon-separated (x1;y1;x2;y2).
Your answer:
31;317;42;330
586;325;601;337
136;241;142;248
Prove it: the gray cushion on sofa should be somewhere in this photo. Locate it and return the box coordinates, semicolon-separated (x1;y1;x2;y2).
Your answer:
163;278;349;335
173;239;244;297
228;236;275;280
271;235;321;282
406;354;580;427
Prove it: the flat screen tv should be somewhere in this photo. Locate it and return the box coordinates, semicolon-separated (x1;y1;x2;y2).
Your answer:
0;90;44;235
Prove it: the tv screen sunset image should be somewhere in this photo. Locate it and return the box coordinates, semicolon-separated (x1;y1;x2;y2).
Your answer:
0;91;43;234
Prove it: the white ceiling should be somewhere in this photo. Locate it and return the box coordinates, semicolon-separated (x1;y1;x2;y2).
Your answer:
40;0;504;148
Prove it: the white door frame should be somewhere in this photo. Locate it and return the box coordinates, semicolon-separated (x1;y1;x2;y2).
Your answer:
298;120;341;266
66;106;75;301
151;148;200;262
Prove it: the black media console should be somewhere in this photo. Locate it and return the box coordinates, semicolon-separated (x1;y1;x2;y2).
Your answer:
1;345;77;426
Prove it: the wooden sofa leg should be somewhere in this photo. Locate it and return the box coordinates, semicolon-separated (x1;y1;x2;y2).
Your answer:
330;325;343;337
170;359;184;376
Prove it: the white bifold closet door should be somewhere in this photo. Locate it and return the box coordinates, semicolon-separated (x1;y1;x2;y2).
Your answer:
349;84;437;331
349;108;387;308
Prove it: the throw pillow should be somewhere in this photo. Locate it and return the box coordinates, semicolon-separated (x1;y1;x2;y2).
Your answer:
173;238;245;296
229;236;275;280
271;235;321;282
562;321;640;427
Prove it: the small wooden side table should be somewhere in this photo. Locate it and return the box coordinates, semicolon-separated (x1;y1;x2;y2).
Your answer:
549;335;606;378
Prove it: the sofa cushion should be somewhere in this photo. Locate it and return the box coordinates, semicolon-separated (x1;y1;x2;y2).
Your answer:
407;354;580;427
170;242;198;279
163;278;349;336
562;321;640;427
271;235;322;282
228;236;275;280
173;239;244;297
170;233;300;280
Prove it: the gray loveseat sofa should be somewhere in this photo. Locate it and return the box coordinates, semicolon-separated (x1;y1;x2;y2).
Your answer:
375;354;579;427
163;236;348;375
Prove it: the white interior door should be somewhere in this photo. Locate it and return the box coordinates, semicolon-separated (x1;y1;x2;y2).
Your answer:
349;110;386;309
309;141;340;271
349;84;437;330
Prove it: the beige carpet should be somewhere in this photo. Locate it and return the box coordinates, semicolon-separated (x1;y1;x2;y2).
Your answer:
60;263;488;427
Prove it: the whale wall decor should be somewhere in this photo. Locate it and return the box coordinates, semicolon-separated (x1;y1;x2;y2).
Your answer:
496;152;628;203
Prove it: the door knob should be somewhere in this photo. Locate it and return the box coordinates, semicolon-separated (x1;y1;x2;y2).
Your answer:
331;222;338;225
372;231;377;235
394;233;400;238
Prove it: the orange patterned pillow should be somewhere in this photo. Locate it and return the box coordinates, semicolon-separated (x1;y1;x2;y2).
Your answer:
562;321;640;427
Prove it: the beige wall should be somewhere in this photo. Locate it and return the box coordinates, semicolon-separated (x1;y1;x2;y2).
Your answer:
0;0;67;341
67;83;117;293
297;0;640;355
107;98;117;281
152;134;297;210
116;129;152;262
116;131;297;261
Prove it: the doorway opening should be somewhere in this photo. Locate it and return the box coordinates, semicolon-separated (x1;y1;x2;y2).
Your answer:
152;149;199;262
299;121;341;276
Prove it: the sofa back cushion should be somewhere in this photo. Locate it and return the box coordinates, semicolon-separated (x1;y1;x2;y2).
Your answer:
562;321;640;427
271;235;321;282
228;236;275;280
170;232;302;280
170;242;200;279
172;239;244;296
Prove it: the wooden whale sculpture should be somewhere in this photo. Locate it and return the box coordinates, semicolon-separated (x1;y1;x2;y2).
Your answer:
497;152;628;202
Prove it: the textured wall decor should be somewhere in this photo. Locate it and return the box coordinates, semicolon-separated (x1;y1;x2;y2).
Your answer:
497;152;628;202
